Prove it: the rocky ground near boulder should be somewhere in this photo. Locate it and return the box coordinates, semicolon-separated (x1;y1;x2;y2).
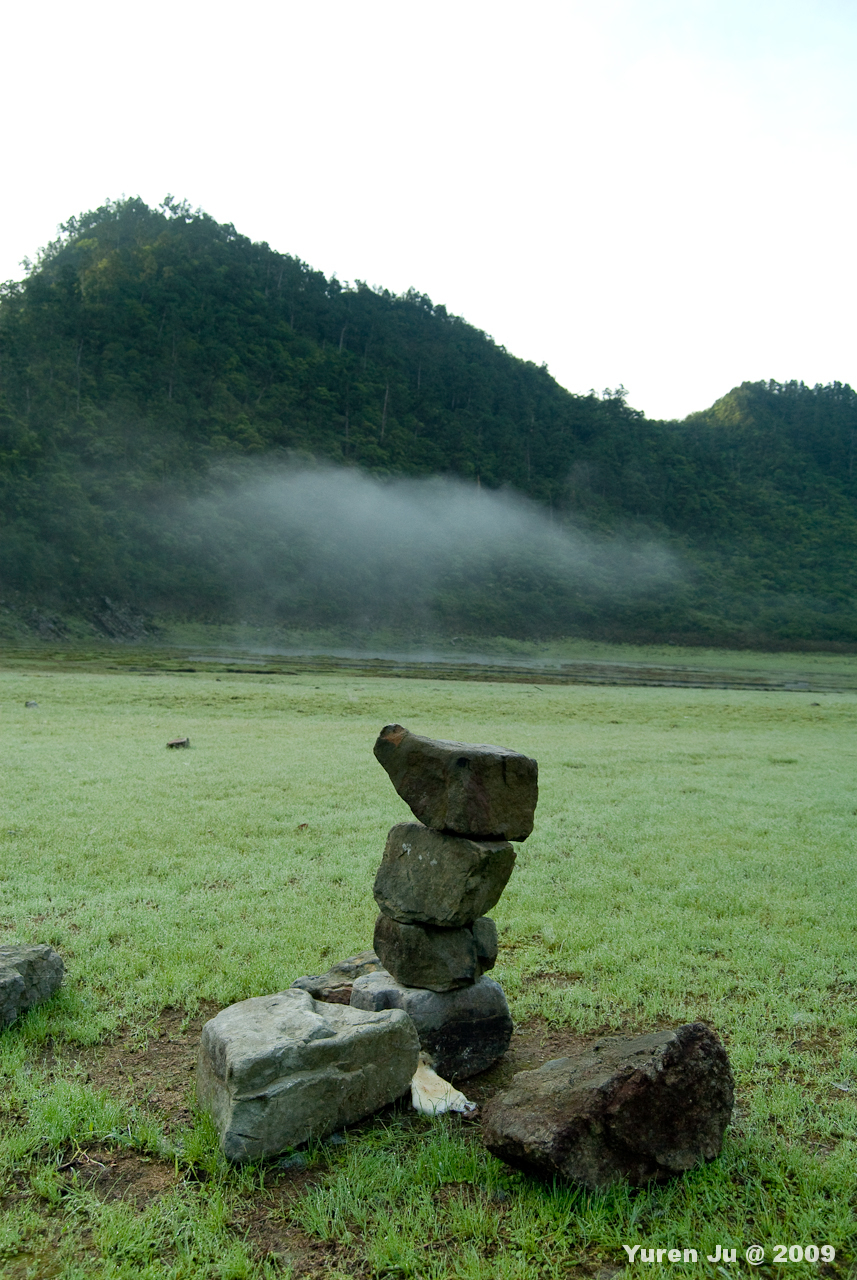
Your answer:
37;1003;594;1143
19;1008;626;1278
39;1006;600;1127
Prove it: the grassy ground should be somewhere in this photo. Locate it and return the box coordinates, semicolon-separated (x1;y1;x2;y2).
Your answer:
0;662;855;1277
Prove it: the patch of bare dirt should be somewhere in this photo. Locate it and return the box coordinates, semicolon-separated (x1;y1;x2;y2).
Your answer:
774;1028;852;1100
787;1028;843;1055
59;1146;178;1206
241;1197;368;1279
42;1003;219;1135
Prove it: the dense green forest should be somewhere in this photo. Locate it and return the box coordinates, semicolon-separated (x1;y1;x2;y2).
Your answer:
2;196;856;646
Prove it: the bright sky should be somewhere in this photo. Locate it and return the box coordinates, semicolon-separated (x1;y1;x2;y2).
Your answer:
3;0;855;420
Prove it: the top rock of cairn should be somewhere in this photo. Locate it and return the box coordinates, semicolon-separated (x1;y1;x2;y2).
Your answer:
374;724;538;841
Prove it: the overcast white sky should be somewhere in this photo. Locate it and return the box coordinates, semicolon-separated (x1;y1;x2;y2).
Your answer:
2;0;855;420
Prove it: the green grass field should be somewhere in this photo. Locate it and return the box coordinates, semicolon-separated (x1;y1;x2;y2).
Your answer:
1;661;856;1278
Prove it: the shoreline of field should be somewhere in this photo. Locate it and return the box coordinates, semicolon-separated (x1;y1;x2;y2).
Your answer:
3;635;857;693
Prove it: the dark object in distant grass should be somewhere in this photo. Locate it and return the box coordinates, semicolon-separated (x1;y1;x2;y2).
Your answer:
481;1022;734;1189
351;969;512;1079
0;944;64;1027
374;724;538;841
167;737;190;748
291;949;384;1006
25;700;38;708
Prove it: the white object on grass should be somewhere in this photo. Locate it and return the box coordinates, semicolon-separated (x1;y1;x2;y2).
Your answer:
411;1053;477;1116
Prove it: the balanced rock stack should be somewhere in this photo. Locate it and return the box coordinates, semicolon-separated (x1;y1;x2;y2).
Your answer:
196;723;538;1162
350;724;538;1080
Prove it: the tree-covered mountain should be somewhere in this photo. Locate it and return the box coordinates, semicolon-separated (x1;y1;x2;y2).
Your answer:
2;196;856;646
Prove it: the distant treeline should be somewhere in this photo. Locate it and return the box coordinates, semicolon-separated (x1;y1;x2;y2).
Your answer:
2;196;857;646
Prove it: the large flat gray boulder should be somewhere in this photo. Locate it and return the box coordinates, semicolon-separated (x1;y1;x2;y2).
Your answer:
374;724;538;841
197;989;420;1162
373;915;497;991
481;1023;734;1189
0;944;64;1027
374;823;515;927
351;970;512;1080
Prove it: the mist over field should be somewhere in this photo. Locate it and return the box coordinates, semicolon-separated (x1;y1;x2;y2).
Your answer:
172;463;682;636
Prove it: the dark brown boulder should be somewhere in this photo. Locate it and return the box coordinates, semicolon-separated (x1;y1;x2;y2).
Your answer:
373;823;515;927
481;1023;734;1189
374;724;538;841
373;915;497;992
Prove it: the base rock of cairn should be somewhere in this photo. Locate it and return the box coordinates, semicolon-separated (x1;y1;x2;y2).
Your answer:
481;1023;734;1189
351;971;513;1080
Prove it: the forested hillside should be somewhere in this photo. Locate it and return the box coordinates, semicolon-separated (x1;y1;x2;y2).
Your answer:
2;197;856;646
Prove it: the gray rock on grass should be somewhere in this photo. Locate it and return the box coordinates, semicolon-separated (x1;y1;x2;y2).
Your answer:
374;724;538;841
290;949;384;1005
0;969;25;1027
373;915;498;992
197;988;420;1162
351;969;512;1079
481;1023;734;1189
0;944;64;1027
374;823;515;927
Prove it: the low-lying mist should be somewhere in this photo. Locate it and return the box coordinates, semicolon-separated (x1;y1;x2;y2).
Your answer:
161;462;682;639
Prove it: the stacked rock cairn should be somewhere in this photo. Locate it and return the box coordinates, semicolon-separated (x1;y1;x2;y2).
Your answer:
349;724;538;1080
196;723;537;1164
